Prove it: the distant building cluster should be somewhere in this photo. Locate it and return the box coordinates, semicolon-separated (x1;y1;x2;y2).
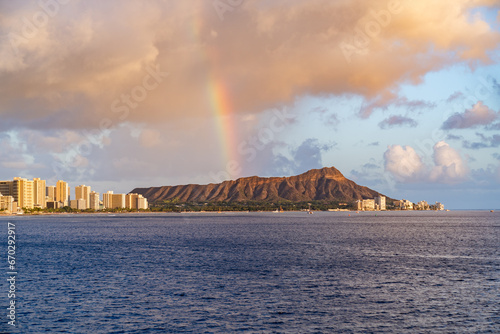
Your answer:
0;177;148;214
394;199;444;211
356;196;386;211
355;196;444;211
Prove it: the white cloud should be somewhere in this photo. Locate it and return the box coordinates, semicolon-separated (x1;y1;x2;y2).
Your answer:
384;145;425;182
384;141;469;184
430;141;469;183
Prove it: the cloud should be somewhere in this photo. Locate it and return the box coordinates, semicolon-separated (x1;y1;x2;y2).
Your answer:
384;145;425;182
384;141;468;184
446;134;463;141
292;138;334;174
429;141;469;183
1;0;499;131
379;115;418;129
362;163;379;169
441;101;499;129
392;98;437;112
463;133;500;149
312;107;340;127
486;122;500;130
469;164;500;186
0;131;50;178
446;91;464;103
251;138;335;178
360;97;437;118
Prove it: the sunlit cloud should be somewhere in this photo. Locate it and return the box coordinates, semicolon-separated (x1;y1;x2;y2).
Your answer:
442;102;498;129
384;141;468;184
384;145;426;182
1;0;499;131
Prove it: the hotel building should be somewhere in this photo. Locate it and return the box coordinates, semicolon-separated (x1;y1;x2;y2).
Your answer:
89;191;100;210
70;199;87;210
75;185;91;210
395;199;414;210
103;192;149;210
1;177;150;212
33;178;46;208
375;196;386;211
56;180;70;206
0;193;16;213
46;186;56;201
126;193;149;210
355;196;386;211
0;177;35;210
103;191;126;209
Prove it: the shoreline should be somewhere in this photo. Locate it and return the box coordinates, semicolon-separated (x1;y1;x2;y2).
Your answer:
1;209;497;217
0;209;476;217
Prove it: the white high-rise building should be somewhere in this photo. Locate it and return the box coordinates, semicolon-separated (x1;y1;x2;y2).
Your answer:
375;196;386;211
89;191;100;210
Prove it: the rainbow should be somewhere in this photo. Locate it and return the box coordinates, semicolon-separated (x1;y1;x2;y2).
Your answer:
190;17;239;165
207;75;238;163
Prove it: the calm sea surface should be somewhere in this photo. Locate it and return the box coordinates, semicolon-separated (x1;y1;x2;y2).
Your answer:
1;211;499;333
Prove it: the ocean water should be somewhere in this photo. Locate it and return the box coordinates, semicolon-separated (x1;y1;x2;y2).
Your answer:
1;211;499;333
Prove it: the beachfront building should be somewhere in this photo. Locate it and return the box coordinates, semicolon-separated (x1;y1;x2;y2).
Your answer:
46;201;63;209
0;193;16;213
46;186;56;201
56;180;70;206
33;178;46;208
1;177;150;212
395;199;414;210
416;201;429;210
137;196;148;210
75;185;91;209
356;199;376;211
126;193;149;210
375;196;386;211
70;199;87;210
89;191;100;210
14;177;34;209
0;178;34;210
434;202;445;211
103;191;126;209
0;181;15;210
363;199;375;210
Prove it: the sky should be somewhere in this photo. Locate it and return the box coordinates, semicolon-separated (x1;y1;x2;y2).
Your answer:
0;0;499;209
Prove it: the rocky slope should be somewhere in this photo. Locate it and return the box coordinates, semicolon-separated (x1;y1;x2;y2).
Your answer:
130;167;388;203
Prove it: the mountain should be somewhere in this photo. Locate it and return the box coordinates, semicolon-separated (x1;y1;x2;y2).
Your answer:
130;167;390;203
